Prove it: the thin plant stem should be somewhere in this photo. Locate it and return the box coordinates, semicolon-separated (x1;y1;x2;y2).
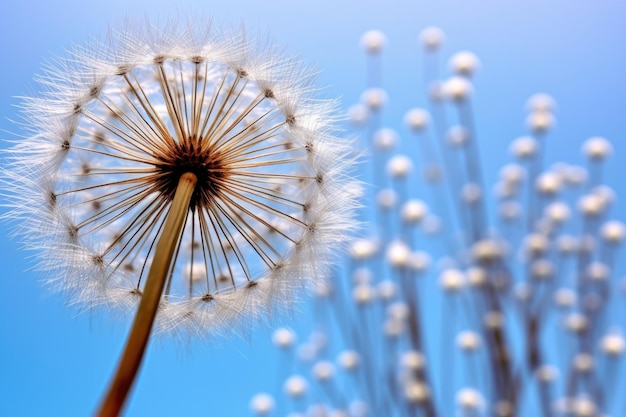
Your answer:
96;172;198;417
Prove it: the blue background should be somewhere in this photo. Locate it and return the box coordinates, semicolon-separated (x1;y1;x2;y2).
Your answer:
1;1;625;416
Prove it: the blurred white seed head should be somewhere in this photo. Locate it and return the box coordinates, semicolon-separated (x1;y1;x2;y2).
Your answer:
526;93;557;113
352;267;374;285
564;165;588;187
531;259;555;281
483;311;504;329
461;183;482;205
514;282;532;303
284;375;309;398
572;396;596;417
272;327;296;349
312;360;335;382
586;262;609;282
600;330;625;356
387;155;414;179
510;136;538;159
352;283;375;305
602;220;626;245
494;400;514;417
250;393;275;415
456;330;482;352
384;318;405;338
544;201;571;224
349;401;368;417
377;188;398;211
526;111;555;133
500;163;526;185
449;51;480;76
553;288;576;308
466;267;487;287
582;136;613;161
361;88;388;111
347;103;370;128
387;301;410;322
472;239;504;264
535;364;559;384
360;30;387;54
524;233;549;257
565;313;588;334
573;353;594;373
402;199;428;224
443;76;473;101
401;351;426;370
499;201;522;222
447;125;470;148
408;251;431;274
419;26;445;51
337;350;360;371
404;108;430;133
377;279;398;301
456;388;484;411
387;240;411;268
578;194;604;217
350;239;379;260
535;171;562;196
373;128;398;151
404;381;431;404
439;268;465;292
556;235;578;255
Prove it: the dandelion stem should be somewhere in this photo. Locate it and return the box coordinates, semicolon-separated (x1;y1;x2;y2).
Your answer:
96;172;198;417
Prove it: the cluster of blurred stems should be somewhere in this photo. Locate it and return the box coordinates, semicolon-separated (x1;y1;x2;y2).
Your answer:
250;27;625;417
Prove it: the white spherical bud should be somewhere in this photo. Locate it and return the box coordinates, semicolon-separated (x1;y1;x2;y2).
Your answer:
447;125;469;147
544;202;570;224
387;301;410;322
404;108;431;132
272;327;296;349
444;76;473;101
510;136;538;159
531;259;554;280
347;103;370;128
360;30;387;54
456;388;484;410
312;360;335;382
404;381;430;404
408;251;431;274
582;136;612;161
250;393;275;415
526;111;555;133
337;350;360;371
352;284;375;305
401;351;426;370
535;172;562;195
586;262;609;282
373;127;398;151
449;51;480;76
387;155;413;179
461;183;482;205
456;330;481;352
284;375;309;398
535;364;559;383
553;288;576;308
377;188;398;211
387;240;411;268
350;239;378;260
602;220;626;244
402;199;428;224
440;269;465;292
565;313;588;334
360;88;388;112
526;93;557;113
419;26;445;51
593;185;615;207
483;311;504;329
578;194;604;217
600;331;625;356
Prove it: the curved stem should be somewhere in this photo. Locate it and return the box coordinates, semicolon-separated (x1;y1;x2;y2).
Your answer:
96;172;198;417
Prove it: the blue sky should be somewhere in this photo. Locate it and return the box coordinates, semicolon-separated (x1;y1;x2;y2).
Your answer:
0;1;625;416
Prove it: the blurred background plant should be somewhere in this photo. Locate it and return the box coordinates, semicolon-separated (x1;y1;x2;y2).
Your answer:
251;27;626;417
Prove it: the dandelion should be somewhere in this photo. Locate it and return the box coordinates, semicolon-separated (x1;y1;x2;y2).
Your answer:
3;20;357;417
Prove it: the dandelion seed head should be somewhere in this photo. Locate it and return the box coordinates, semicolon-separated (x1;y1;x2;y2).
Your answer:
360;30;387;55
443;76;473;102
572;396;596;417
439;268;465;292
376;279;397;301
250;393;275;415
565;313;588;334
526;93;557;113
600;331;625;356
419;26;445;51
387;240;411;268
447;125;469;148
404;108;430;132
553;287;576;308
284;375;308;398
401;199;428;224
377;188;398;211
5;19;358;337
510;136;538;159
602;220;626;245
456;388;484;410
582;136;612;161
372;127;398;151
526;110;555;133
337;350;360;371
360;88;388;112
387;155;413;179
408;251;431;274
456;330;481;352
535;364;559;383
449;51;480;77
404;381;431;404
272;327;296;349
347;103;370;128
312;360;335;382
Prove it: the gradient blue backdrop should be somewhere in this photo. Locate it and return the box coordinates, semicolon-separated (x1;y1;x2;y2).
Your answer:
1;1;625;416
